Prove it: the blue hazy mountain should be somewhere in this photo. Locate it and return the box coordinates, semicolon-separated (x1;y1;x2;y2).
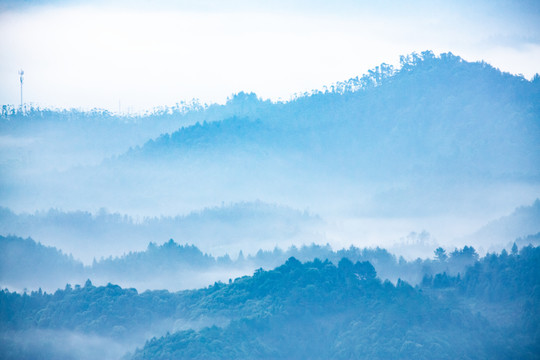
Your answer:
2;51;538;223
131;52;539;182
0;202;322;263
0;235;84;291
465;199;540;249
2;233;492;293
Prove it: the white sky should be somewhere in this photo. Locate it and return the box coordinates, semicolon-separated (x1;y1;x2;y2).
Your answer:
0;0;539;112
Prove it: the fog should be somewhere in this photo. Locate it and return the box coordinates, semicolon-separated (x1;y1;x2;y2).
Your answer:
0;202;324;263
0;317;231;360
3;196;539;293
0;329;132;360
1;51;539;359
1;75;538;261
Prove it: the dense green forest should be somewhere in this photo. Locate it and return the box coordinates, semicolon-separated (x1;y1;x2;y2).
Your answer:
130;245;539;359
1;245;538;359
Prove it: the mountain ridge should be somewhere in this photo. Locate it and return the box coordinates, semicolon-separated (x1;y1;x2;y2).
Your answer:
121;51;539;182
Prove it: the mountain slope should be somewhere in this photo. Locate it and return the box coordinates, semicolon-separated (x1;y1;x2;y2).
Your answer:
70;52;540;217
2;51;539;230
0;202;322;263
467;199;540;249
0;235;84;291
130;52;540;180
130;247;539;359
2;246;538;359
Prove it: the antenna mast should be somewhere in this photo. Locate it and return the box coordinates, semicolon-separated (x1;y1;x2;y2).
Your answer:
18;69;24;111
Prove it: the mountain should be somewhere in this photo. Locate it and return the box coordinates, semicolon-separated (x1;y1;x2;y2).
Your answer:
0;234;481;293
0;235;84;291
2;51;538;224
129;246;540;359
467;199;540;250
132;52;539;181
0;202;322;262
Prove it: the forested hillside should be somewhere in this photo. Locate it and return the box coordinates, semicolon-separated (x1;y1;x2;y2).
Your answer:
1;246;538;359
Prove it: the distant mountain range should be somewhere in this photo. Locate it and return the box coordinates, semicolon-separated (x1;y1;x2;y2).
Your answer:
128;52;540;183
466;199;540;249
0;202;322;263
1;50;539;243
4;200;539;293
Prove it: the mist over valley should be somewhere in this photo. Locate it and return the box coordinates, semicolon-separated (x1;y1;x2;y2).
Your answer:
1;51;539;359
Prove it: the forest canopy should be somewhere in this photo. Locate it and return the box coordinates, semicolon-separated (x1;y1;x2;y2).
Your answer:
1;245;538;359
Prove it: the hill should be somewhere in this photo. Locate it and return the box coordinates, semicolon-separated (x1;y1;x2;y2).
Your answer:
130;246;540;359
0;202;322;263
133;52;540;182
1;246;538;359
0;234;484;293
1;51;538;223
0;236;84;291
467;199;540;250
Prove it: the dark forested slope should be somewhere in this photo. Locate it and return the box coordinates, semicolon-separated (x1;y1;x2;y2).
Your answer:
1;246;538;359
130;246;540;359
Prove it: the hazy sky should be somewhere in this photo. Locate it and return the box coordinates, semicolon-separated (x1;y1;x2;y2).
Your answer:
0;0;539;112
